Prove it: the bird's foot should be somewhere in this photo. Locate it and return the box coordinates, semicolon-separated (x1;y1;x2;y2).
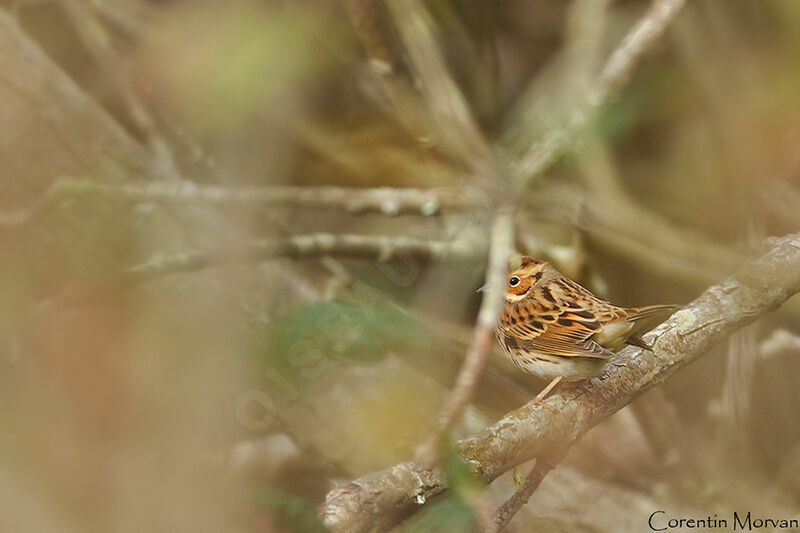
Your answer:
532;376;564;411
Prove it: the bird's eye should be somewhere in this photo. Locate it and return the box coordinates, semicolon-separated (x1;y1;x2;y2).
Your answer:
508;276;521;287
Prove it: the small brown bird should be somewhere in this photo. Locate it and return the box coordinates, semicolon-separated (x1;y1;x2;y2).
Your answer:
496;256;675;404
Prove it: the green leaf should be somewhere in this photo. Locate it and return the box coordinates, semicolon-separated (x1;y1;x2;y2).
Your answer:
398;497;476;533
259;301;436;388
442;443;485;499
251;487;327;533
398;444;485;533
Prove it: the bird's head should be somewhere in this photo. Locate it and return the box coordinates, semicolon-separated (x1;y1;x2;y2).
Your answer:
504;256;550;302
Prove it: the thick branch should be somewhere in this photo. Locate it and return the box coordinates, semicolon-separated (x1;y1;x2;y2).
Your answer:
319;232;800;533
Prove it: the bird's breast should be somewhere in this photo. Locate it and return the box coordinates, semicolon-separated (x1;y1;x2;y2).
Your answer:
502;346;607;380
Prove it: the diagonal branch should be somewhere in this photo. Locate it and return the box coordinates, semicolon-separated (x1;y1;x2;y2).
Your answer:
319;231;800;533
513;0;686;185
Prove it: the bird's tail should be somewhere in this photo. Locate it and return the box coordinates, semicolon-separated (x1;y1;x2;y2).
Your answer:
624;304;679;350
625;304;679;322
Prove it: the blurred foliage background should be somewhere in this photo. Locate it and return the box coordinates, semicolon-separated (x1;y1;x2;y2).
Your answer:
2;0;800;531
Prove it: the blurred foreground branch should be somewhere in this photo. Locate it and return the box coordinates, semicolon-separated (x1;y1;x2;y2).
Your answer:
419;209;513;459
319;231;800;532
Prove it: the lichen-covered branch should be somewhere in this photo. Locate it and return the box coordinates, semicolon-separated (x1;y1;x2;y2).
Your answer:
319;232;800;533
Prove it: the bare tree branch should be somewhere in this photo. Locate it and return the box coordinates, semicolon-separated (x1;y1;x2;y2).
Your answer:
59;0;181;181
0;7;149;192
0;179;490;227
319;231;800;533
123;233;484;284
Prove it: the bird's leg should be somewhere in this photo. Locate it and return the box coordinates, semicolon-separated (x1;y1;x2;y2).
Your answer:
576;377;595;395
534;375;564;407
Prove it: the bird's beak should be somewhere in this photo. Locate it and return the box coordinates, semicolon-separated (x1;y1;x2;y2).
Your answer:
477;283;490;293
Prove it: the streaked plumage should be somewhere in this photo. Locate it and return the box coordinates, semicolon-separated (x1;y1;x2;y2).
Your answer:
497;256;675;403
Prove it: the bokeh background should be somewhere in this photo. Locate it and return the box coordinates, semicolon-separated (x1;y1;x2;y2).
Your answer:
2;0;800;531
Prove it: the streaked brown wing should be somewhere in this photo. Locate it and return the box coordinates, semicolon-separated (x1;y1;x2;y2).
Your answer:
500;330;612;359
502;319;546;340
538;280;621;344
556;278;627;324
537;316;600;344
525;336;613;359
500;278;624;358
500;307;608;358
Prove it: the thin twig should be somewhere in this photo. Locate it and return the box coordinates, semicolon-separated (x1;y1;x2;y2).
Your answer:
513;0;687;185
319;232;800;533
3;174;747;290
486;457;555;533
416;209;514;461
346;0;504;183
